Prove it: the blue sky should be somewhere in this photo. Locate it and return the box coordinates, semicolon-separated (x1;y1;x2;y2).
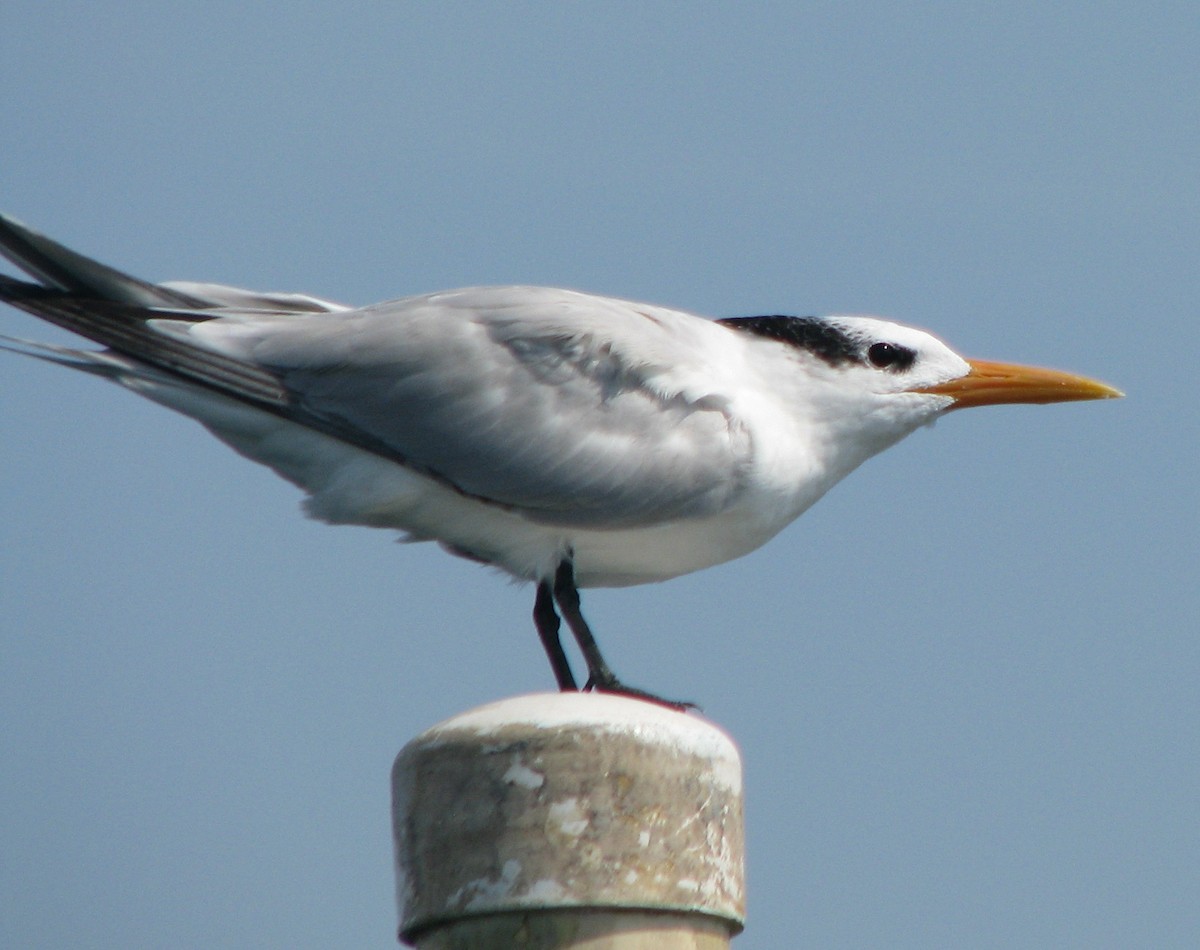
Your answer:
2;3;1196;947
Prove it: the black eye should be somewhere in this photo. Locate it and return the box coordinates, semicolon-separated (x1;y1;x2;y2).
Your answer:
867;342;912;370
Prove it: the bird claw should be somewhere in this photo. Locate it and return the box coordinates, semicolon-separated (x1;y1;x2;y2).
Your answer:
583;673;698;712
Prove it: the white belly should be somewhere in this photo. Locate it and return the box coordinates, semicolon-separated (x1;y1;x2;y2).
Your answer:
134;375;811;588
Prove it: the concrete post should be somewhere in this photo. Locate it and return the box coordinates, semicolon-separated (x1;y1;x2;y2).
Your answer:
391;693;745;948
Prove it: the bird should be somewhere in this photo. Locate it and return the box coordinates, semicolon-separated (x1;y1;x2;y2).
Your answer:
0;212;1121;706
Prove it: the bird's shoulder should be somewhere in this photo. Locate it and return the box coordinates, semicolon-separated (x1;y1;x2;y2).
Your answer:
195;284;740;397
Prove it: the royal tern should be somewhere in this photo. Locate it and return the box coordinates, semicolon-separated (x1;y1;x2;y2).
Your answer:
0;213;1121;705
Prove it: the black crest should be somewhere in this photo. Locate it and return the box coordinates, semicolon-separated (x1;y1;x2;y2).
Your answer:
717;315;864;368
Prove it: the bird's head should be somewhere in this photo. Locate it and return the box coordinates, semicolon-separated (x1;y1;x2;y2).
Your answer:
818;315;1123;412
719;313;1122;479
724;313;1120;414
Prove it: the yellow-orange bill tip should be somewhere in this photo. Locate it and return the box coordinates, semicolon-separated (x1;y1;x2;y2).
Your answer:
918;359;1124;410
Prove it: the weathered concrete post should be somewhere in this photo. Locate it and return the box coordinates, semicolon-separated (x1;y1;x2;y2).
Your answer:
391;692;745;948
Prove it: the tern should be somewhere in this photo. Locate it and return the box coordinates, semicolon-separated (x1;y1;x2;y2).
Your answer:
0;213;1120;705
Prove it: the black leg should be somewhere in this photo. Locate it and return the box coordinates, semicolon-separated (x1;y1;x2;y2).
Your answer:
552;560;694;711
534;579;577;691
552;561;618;691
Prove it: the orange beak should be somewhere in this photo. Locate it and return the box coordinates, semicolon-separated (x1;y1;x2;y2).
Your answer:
918;359;1123;410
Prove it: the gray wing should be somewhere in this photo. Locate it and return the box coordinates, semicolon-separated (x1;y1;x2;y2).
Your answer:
204;288;753;527
0;213;751;526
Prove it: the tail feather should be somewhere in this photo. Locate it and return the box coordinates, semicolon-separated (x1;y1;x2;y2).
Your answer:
0;212;348;315
0;213;206;308
0;333;141;378
0;214;298;404
0;273;288;404
0;213;407;466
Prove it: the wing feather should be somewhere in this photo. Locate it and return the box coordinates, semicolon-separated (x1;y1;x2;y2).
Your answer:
180;287;753;526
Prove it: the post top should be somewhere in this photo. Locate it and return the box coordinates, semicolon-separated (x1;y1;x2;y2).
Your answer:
392;692;746;944
416;692;742;794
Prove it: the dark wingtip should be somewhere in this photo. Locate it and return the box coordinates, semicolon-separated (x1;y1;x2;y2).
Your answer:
0;211;203;307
